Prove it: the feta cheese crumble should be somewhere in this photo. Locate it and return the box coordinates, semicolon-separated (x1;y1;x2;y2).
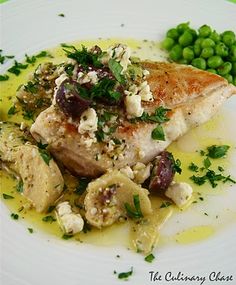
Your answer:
124;94;143;118
56;201;84;235
165;182;193;207
78;108;98;134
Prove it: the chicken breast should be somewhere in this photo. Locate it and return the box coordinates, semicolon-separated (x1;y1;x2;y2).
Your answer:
30;61;236;177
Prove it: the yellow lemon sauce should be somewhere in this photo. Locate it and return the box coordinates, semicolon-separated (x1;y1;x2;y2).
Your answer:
0;38;235;250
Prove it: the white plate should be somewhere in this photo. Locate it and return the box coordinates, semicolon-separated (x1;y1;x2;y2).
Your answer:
1;1;236;284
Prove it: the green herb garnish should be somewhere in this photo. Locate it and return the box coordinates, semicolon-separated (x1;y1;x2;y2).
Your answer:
11;213;19;220
24;81;38;93
124;195;143;219
188;162;199;172
7;105;17;116
0;74;9;81
160;201;172;208
8;60;28;76
22;109;35;121
207;145;230;159
2;193;14;199
42;215;56;223
117;267;133;280
58;13;65;17
38;148;52;165
75;177;91;195
28;228;34;233
203;157;211;169
16;180;24;193
139;106;171;123
108;58;126;84
151;125;165;141
62;234;73;240
144;253;155;263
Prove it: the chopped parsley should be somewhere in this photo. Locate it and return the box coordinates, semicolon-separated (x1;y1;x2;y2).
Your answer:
203;157;211;169
108;58;125;84
38;148;52;165
172;158;182;174
188;162;199;172
0;74;9;81
144;253;155;263
24;81;38;94
160;201;172;208
42;215;56;223
139;106;171;123
75;177;91;195
2;193;14;199
117;267;133;280
8;60;28;76
16;180;24;193
11;213;19;220
7;105;17;116
62;234;73;240
28;228;34;233
58;13;65;17
0;50;14;64
207;145;230;159
63;45;102;68
22;109;35;121
124;195;143;219
151;125;165;141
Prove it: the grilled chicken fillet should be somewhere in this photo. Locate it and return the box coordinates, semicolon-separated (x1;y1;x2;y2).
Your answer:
30;61;236;177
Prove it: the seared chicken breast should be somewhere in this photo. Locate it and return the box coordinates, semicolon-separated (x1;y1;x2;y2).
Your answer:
30;61;236;177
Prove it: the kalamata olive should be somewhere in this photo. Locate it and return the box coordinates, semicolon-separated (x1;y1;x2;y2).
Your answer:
149;151;176;192
56;80;91;119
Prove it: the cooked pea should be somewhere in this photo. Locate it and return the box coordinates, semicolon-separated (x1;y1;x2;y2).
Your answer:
231;62;236;75
177;22;190;34
228;45;236;61
183;47;195;61
201;47;214;58
167;28;179;40
189;29;198;40
192;58;206;70
217;62;232;76
195;38;204;46
178;31;193;47
207;69;217;74
201;38;215;48
221;31;236;47
233;76;236;86
215;43;229;57
193;44;202;57
161;37;175;50
198;25;212;38
207;56;223;68
223;73;233;83
169;45;183;61
210;30;221;43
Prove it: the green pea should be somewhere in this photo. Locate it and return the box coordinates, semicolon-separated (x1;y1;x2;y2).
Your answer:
191;58;206;70
217;62;232;76
201;38;215;48
221;31;236;47
198;25;212;38
177;22;190;34
201;47;214;58
207;69;217;74
189;29;198;40
178;31;193;47
183;47;194;61
228;45;236;61
210;30;221;43
161;37;175;51
193;44;202;57
231;62;236;76
207;56;223;68
167;28;179;40
223;73;233;83
215;43;229;57
169;44;183;61
195;38;204;46
233;76;236;86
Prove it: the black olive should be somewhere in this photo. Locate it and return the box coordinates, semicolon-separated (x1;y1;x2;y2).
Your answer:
149;151;175;192
55;79;91;119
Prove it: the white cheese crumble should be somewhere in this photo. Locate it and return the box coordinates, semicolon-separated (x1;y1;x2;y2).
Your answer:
101;44;131;72
56;201;84;235
55;73;68;87
165;182;193;208
124;94;143;118
138;81;153;102
120;166;134;180
78;71;98;85
78;108;98;134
